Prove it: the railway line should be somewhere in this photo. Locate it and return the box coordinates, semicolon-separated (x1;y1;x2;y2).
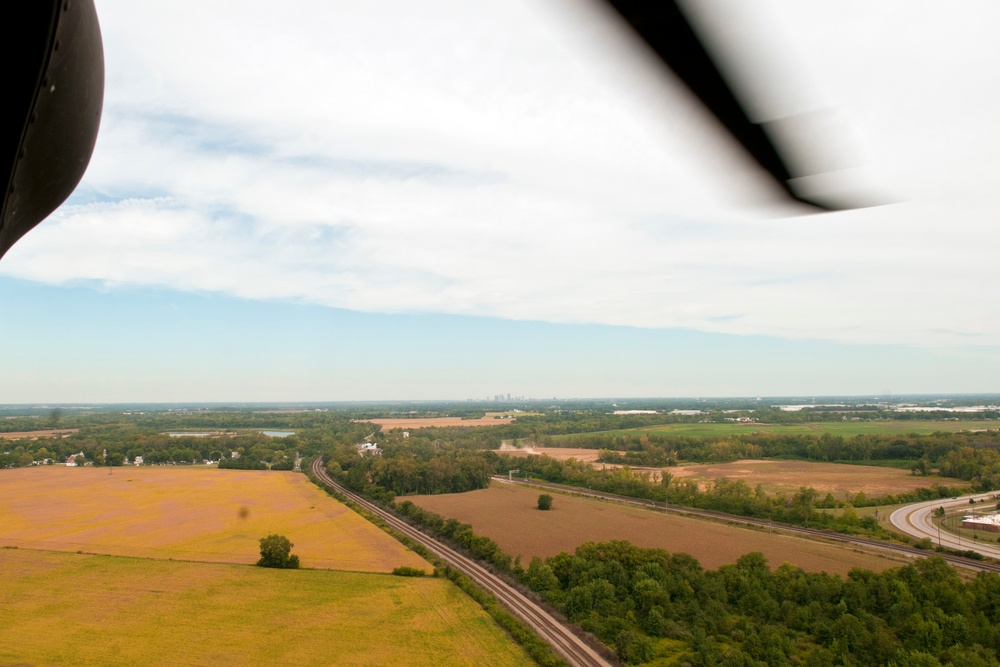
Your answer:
311;458;615;667
496;476;1000;575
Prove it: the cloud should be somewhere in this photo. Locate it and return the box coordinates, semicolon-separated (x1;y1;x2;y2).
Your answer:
3;0;1000;349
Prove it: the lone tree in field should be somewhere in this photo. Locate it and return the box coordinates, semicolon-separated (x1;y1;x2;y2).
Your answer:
257;534;300;569
537;494;553;511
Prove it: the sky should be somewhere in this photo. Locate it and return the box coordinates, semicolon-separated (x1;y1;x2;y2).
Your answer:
2;0;999;403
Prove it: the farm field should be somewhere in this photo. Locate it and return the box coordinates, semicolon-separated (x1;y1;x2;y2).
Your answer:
0;466;427;572
497;446;611;462
0;549;532;667
553;419;1000;440
363;412;522;429
408;482;907;575
0;427;79;439
667;459;967;498
497;449;966;498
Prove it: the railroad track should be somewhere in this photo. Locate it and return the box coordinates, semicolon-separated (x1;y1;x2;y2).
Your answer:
311;458;615;667
496;476;1000;575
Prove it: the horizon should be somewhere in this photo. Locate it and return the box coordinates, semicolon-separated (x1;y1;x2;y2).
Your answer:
4;392;1000;411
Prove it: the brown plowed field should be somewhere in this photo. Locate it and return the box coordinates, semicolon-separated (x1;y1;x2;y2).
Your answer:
499;450;966;499
668;459;966;498
0;466;428;573
0;428;79;439
408;482;908;575
496;446;611;462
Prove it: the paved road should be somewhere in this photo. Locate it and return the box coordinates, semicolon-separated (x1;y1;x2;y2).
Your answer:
889;492;1000;559
311;458;616;667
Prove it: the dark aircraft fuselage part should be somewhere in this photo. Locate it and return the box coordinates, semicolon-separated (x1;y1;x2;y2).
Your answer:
0;0;104;260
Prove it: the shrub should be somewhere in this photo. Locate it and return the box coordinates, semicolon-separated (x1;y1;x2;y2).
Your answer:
537;494;553;511
257;534;300;569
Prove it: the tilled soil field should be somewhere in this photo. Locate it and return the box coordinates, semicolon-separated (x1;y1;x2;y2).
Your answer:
409;481;910;575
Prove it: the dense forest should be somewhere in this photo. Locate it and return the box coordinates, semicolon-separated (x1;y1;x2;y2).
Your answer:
525;541;1000;666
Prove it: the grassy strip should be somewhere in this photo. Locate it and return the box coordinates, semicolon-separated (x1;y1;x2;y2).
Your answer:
442;567;568;667
306;458;569;667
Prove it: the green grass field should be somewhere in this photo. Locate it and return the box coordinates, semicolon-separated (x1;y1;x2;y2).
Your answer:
0;549;533;667
553;420;1000;440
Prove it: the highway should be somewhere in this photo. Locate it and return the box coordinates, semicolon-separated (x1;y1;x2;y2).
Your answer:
497;476;1000;575
889;492;1000;559
310;458;616;667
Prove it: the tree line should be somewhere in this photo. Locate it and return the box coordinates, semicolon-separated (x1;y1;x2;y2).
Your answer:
325;441;496;501
525;540;1000;665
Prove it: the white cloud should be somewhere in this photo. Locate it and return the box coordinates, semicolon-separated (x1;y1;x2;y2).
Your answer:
4;0;1000;348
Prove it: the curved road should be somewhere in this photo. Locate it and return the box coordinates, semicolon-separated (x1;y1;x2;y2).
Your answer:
890;492;1000;559
311;458;615;667
499;477;1000;574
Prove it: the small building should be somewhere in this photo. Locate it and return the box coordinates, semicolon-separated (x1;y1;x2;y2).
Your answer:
961;514;1000;533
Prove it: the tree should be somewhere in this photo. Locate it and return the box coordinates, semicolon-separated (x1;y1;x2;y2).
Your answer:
537;494;553;511
257;534;300;569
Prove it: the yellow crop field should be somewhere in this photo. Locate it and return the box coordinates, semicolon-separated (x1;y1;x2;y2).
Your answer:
0;549;533;667
0;466;427;573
